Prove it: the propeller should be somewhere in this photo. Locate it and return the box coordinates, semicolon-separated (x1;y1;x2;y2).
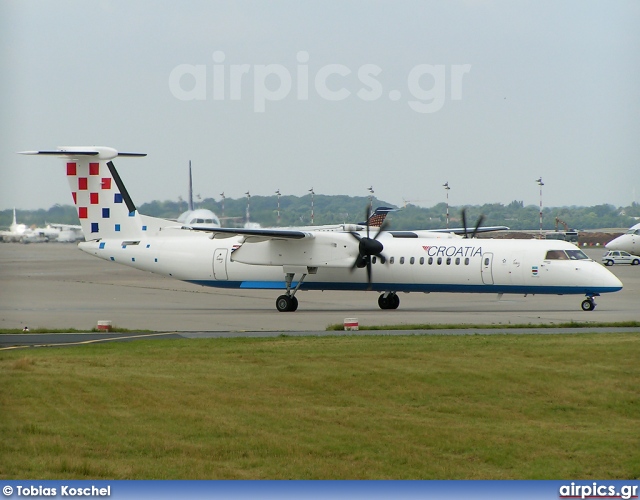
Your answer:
461;208;485;239
349;204;388;288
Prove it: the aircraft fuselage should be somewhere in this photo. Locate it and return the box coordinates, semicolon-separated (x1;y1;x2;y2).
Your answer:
78;229;621;297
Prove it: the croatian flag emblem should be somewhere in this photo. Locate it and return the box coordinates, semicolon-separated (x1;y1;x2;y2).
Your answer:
532;266;539;276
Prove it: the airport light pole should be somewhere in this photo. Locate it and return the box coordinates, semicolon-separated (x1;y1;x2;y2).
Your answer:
245;191;251;225
219;192;225;218
309;188;315;224
368;186;374;207
275;189;281;225
443;181;450;229
536;177;544;237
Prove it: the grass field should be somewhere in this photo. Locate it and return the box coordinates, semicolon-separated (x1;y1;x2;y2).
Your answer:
1;333;639;479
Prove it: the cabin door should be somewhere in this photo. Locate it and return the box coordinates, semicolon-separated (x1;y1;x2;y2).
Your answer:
213;248;228;280
481;252;494;284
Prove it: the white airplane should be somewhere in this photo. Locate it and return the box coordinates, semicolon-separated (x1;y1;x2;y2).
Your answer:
1;208;32;242
45;223;84;242
1;208;83;243
605;223;640;255
175;160;221;228
20;147;623;312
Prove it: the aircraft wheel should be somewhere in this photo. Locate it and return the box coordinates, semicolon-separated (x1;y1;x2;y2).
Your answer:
378;293;400;310
581;299;595;312
289;296;299;312
276;295;293;312
390;293;400;310
378;294;391;309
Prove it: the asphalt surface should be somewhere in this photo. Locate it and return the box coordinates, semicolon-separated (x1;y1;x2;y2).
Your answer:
1;243;639;347
2;327;640;350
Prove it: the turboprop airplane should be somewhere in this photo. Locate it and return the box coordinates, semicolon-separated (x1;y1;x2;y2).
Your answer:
20;147;623;312
605;223;640;255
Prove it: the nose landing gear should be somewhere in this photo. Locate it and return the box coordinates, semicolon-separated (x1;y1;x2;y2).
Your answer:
581;295;597;311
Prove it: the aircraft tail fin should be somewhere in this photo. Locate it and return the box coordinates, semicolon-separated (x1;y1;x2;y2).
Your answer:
19;147;148;241
188;160;194;211
358;207;396;227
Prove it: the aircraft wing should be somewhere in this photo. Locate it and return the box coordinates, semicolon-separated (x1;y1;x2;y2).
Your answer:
428;225;509;235
188;226;313;242
48;223;82;230
187;226;360;268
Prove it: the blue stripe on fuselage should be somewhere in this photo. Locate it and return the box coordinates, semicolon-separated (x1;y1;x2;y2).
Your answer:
183;280;621;295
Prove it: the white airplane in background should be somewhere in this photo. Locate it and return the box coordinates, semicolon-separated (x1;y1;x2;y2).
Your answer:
43;223;84;242
1;208;33;242
175;160;221;228
1;208;83;243
605;223;640;255
20;147;623;312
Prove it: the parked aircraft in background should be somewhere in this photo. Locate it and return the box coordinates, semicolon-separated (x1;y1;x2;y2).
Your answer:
0;208;82;243
21;147;623;312
0;208;33;242
605;223;640;255
175;160;221;228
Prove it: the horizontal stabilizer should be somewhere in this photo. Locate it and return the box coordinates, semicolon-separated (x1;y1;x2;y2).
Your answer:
19;147;146;161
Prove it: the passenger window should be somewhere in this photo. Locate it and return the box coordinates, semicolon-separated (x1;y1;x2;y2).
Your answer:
465;258;469;265
437;257;442;265
428;257;433;265
410;257;415;265
455;257;460;265
446;257;451;265
420;257;424;265
400;257;405;264
484;257;490;265
372;256;377;264
390;257;395;264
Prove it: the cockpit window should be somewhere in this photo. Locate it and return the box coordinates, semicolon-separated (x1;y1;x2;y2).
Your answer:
565;249;589;260
545;249;590;261
545;250;569;260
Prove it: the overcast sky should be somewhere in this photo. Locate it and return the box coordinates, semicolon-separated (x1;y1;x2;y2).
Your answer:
2;0;639;211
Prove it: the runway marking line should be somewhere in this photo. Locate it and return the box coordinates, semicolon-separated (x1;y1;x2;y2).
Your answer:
0;332;179;351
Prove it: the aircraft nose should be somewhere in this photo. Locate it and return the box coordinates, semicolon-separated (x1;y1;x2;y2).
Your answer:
605;236;624;250
598;265;623;291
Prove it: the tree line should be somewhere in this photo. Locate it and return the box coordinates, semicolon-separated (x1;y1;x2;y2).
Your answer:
2;198;639;231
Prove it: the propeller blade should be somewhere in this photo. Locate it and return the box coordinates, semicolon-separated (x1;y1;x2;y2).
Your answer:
349;202;389;283
472;215;485;239
373;219;389;240
365;204;372;239
461;209;468;239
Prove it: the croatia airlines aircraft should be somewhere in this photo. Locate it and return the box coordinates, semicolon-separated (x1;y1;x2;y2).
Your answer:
605;223;640;255
20;147;623;312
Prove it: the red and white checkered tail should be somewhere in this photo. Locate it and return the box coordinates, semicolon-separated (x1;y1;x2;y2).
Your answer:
19;147;147;240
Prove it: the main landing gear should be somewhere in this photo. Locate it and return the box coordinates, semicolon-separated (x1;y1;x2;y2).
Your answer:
581;295;597;311
276;294;298;312
276;270;308;312
378;292;400;310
